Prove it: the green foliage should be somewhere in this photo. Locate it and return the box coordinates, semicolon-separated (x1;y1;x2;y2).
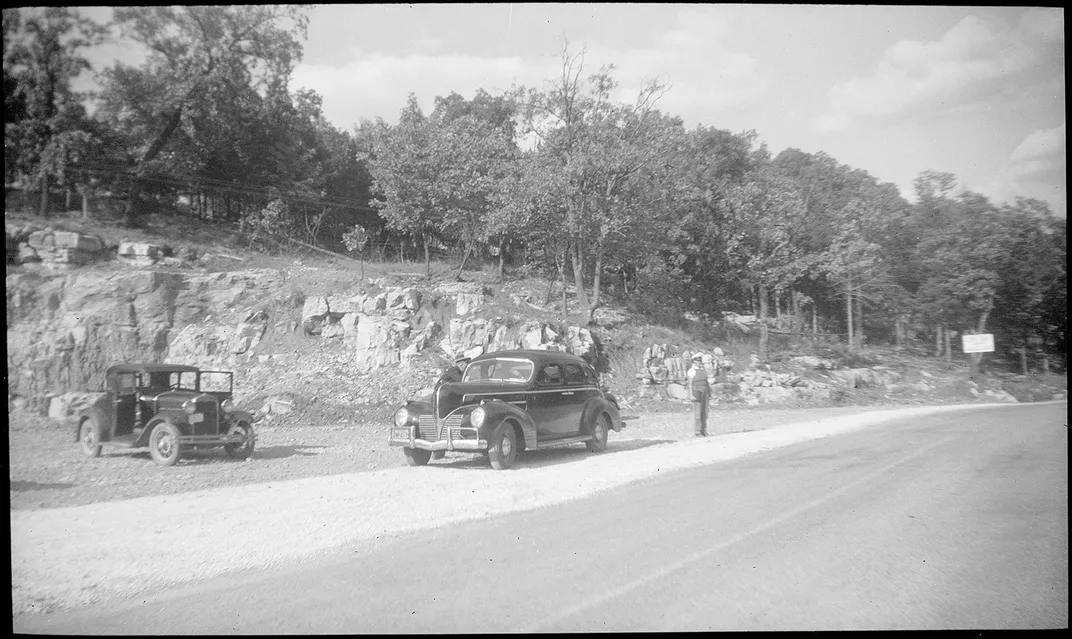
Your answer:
241;199;293;251
3;7;104;213
342;224;369;254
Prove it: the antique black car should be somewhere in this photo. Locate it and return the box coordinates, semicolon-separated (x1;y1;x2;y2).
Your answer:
389;350;624;470
75;363;256;466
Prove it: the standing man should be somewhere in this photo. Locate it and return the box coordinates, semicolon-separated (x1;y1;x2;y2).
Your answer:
686;352;710;437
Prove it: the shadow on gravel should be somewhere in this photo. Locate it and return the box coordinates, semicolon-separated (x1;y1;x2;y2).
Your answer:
432;438;676;471
10;480;75;492
249;445;329;460
120;445;329;464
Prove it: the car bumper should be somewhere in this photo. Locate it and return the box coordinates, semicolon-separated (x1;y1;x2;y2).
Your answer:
389;428;487;452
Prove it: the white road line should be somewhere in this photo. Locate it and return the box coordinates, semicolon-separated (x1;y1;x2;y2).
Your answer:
524;434;957;632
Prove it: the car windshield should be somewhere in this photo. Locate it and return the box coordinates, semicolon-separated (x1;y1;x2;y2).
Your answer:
462;358;534;383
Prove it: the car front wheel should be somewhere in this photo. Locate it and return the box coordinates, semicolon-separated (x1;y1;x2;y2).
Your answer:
149;423;182;466
404;447;431;466
79;418;102;458
488;422;518;470
224;420;255;460
586;413;610;453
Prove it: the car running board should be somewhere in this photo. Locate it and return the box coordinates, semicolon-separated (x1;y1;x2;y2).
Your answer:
534;434;593;450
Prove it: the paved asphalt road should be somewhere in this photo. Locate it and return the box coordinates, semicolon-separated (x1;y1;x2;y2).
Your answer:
19;402;1067;633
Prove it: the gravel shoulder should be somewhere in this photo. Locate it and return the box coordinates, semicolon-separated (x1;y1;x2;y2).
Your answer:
9;401;1029;620
10;404;888;512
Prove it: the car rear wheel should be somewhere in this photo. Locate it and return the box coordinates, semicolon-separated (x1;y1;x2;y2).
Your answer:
149;422;182;466
488;422;518;470
404;447;431;466
586;413;610;453
79;418;102;458
224;420;255;460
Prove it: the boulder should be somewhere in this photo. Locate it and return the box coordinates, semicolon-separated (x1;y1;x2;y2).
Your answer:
301;296;329;324
521;326;543;349
456;291;483;315
351;314;401;372
755;386;793;402
117;241;162;263
666;383;690;400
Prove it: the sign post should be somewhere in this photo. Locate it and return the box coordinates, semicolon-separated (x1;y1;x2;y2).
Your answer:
962;333;995;378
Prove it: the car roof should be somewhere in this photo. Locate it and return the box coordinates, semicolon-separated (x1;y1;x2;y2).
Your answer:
106;364;202;375
470;349;588;366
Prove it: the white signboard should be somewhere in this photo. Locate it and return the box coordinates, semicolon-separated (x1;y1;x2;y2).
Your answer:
962;333;995;353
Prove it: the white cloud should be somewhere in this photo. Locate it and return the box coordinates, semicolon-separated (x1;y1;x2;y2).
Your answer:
292;53;542;127
812;9;1064;131
295;7;768;131
1010;123;1066;162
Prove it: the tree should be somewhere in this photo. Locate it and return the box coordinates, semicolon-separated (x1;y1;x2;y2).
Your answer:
722;164;810;360
366;91;516;277
95;5;308;226
517;44;683;323
3;7;104;216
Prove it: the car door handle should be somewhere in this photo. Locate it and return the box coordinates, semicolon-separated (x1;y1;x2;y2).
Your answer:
561;391;574;396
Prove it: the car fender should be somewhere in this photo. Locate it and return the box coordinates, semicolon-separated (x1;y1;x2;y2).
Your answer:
225;410;255;426
74;403;109;443
475;400;536;452
581;396;622;432
135;417;187;448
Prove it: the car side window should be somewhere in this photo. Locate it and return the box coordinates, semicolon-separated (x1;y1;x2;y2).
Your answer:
116;373;137;395
562;363;586;386
537;364;562;386
582;365;599;387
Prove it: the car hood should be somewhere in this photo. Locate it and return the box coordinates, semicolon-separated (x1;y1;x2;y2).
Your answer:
436;381;528;419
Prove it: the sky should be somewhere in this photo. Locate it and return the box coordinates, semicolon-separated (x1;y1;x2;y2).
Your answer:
78;4;1065;216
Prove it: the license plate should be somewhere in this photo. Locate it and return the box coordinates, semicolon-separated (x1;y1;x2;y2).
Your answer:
189;413;204;424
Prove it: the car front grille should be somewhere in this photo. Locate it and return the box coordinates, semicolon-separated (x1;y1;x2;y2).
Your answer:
417;414;466;441
194;396;220;435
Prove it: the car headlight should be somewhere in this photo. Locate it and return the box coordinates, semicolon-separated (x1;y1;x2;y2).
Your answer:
182;399;197;414
394;407;411;427
220;398;234;412
470;406;485;428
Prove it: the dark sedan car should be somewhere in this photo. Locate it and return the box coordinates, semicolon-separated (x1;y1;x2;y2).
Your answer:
389;349;624;470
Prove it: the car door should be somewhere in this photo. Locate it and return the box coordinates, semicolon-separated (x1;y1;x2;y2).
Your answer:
111;372;138;438
560;362;596;435
530;363;571;438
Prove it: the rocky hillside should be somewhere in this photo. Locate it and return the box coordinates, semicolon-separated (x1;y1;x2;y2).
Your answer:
6;211;1067;429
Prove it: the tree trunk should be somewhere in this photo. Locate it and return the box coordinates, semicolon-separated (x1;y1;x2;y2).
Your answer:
81;191;89;220
935;325;943;358
1019;347;1028;375
560;252;569;316
38;174;50;217
969;302;993;376
423;234;431;275
497;236;505;280
845;277;855;351
855;292;864;348
570;239;590;321
944;329;953;364
758;282;770;362
65;186;73;210
454;243;472;281
587;238;604;324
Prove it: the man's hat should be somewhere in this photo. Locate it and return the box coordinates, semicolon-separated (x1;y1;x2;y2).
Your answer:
691;352;703;361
